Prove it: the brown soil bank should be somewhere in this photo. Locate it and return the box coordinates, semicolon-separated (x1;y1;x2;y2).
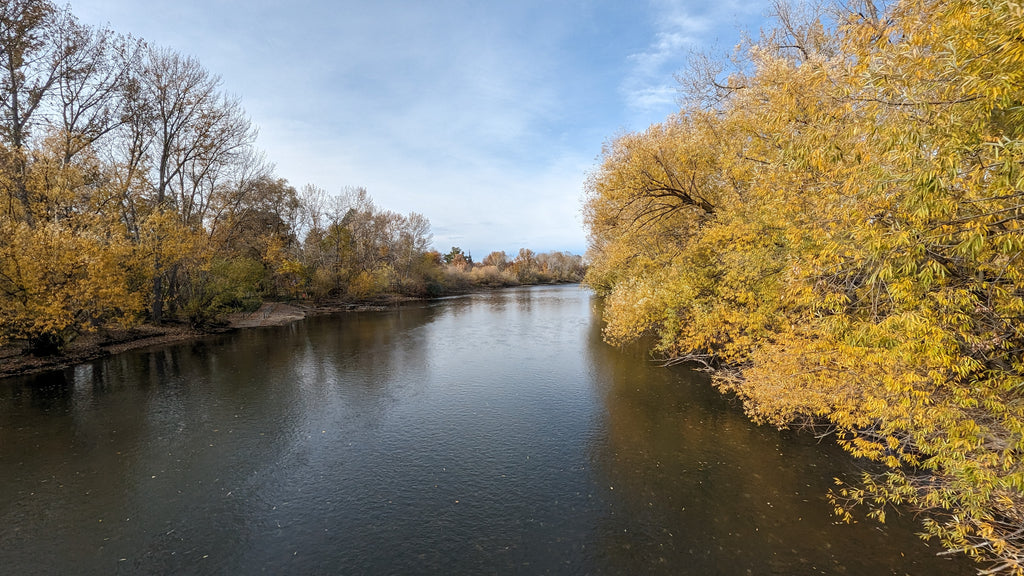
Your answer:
0;297;420;379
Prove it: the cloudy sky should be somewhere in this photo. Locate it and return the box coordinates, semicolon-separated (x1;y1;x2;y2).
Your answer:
69;0;766;257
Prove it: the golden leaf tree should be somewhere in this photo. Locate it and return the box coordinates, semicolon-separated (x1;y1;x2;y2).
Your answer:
584;0;1024;571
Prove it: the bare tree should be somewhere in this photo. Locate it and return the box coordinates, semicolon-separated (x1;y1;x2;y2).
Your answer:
482;251;508;271
139;46;221;209
0;0;75;221
53;20;140;164
135;46;245;323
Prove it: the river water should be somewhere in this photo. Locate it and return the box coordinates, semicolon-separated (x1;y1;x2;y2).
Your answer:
0;285;972;575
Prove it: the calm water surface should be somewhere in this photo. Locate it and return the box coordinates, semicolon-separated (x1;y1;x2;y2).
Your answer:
0;285;972;575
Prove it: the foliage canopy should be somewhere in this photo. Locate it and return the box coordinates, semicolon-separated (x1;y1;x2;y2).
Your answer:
584;0;1024;572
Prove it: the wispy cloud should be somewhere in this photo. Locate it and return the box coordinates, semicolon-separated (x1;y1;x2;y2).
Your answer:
69;0;764;256
621;0;762;116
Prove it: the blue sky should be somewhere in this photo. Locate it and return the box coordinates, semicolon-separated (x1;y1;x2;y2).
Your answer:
70;0;766;257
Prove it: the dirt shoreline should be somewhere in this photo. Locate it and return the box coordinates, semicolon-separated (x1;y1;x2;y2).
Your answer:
0;296;421;380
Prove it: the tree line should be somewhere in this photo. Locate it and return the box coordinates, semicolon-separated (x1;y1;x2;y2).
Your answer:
584;0;1024;571
0;0;583;356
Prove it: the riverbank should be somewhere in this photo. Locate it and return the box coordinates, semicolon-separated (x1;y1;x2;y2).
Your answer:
0;296;421;379
0;282;587;379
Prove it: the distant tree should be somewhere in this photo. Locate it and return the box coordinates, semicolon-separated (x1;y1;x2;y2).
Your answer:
482;250;508;270
443;246;465;265
537;251;585;281
510;248;538;282
293;187;435;298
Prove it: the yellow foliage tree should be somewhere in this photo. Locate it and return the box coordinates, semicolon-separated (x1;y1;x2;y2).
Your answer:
585;0;1024;572
0;221;141;353
0;138;144;353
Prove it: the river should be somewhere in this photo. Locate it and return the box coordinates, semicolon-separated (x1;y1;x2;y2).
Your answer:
0;285;972;575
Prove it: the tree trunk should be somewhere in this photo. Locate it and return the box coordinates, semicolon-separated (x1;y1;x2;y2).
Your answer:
151;257;164;324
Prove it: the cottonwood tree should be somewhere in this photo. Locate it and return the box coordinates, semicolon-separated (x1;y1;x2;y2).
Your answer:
0;0;146;351
134;45;257;323
294;187;435;299
481;251;508;270
52;20;140;165
0;0;77;221
1;0;292;343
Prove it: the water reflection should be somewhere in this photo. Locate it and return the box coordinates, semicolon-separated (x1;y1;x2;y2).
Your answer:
585;303;962;575
0;285;973;575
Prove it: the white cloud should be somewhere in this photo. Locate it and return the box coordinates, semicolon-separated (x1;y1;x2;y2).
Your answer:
621;0;763;119
68;0;764;257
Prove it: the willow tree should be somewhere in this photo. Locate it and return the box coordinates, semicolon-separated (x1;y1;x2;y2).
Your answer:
584;0;1024;571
